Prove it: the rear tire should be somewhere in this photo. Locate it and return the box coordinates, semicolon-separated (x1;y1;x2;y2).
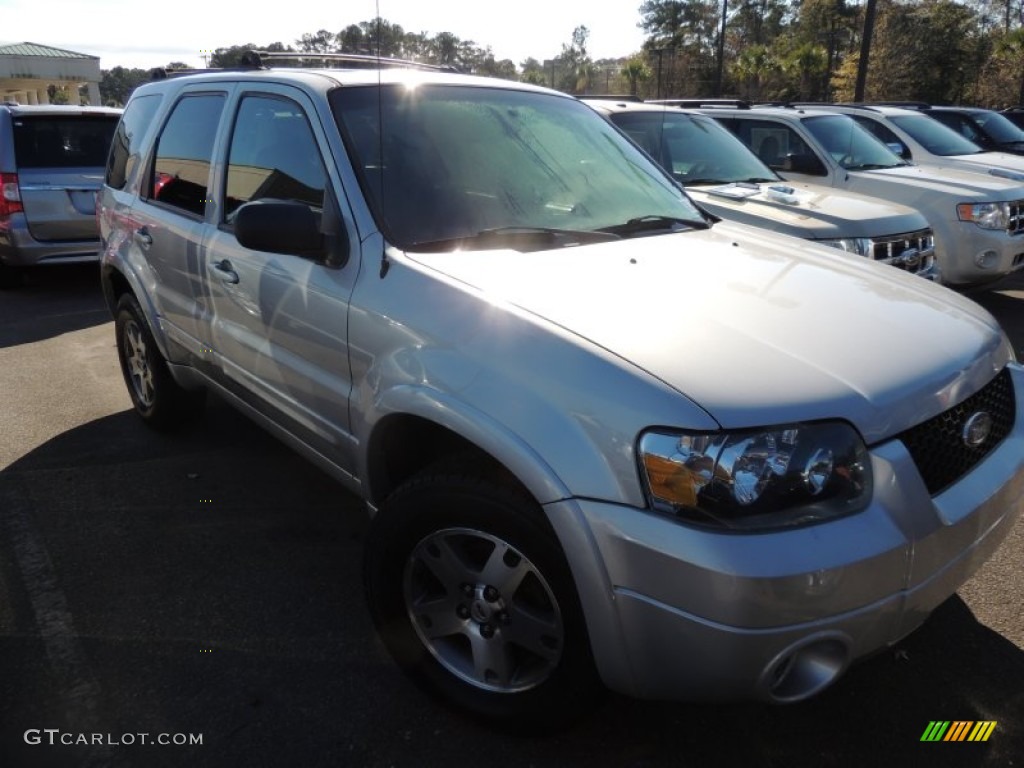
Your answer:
114;293;205;430
364;470;603;732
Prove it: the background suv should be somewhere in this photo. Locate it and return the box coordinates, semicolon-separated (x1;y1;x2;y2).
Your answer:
695;104;1024;287
97;61;1023;729
792;103;1024;180
586;99;936;279
0;103;121;287
919;105;1024;154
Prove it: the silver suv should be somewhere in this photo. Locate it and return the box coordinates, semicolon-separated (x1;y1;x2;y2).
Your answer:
0;103;121;287
796;103;1024;180
694;104;1024;287
585;99;937;279
98;60;1024;729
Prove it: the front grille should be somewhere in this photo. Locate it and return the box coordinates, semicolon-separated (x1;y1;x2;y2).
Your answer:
897;368;1016;495
870;228;935;274
1009;200;1024;234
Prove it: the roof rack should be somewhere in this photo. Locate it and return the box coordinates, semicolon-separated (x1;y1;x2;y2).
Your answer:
149;49;452;80
866;101;931;110
647;98;751;109
253;49;450;72
581;94;642;102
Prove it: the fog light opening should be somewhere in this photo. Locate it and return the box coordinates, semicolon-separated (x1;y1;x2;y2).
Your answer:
763;636;849;703
974;250;999;269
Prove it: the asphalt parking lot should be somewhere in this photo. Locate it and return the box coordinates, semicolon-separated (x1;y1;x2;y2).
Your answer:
1;264;1022;768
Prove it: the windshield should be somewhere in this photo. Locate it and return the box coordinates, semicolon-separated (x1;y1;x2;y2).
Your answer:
331;84;704;250
607;110;779;185
971;110;1024;144
890;114;983;156
802;114;906;170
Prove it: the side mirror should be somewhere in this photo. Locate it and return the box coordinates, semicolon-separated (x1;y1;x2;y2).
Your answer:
783;152;827;176
234;200;325;259
886;142;911;160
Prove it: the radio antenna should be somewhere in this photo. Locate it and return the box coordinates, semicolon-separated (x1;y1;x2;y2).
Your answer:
375;1;390;277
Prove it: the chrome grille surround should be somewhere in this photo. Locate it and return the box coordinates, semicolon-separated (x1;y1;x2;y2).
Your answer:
869;228;935;274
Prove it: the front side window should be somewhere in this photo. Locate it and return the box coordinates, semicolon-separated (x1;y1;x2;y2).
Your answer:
890;114;982;156
716;118;823;174
609;111;778;185
331;84;702;250
148;93;226;216
931;112;982;144
851;116;908;157
223;95;327;221
801;115;905;170
970;110;1024;143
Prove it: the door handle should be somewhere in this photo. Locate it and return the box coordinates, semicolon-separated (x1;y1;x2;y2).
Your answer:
209;259;240;285
134;228;153;249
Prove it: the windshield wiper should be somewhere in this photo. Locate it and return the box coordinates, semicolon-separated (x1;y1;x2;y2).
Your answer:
598;215;708;237
741;177;779;184
410;226;620;253
845;162;904;171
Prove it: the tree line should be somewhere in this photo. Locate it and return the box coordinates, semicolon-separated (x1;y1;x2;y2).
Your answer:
96;3;1024;108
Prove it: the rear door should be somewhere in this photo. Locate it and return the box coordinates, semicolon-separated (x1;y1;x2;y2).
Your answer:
201;85;359;468
13;112;119;241
129;88;230;356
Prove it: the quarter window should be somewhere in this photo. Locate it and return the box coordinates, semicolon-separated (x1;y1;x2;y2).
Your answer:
147;93;226;216
107;94;163;190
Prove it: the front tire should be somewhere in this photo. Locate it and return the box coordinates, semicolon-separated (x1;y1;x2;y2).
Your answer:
364;471;602;731
114;293;205;430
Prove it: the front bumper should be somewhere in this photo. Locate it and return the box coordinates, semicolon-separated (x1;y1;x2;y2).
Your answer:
547;363;1024;702
938;224;1024;286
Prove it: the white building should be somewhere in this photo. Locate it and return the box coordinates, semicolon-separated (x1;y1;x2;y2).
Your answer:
0;42;102;105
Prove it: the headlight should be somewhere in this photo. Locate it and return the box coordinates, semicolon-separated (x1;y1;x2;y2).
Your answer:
638;422;872;531
957;202;1010;230
817;237;872;257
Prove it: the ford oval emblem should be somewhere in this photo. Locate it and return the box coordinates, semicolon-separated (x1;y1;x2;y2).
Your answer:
897;248;922;268
962;411;993;448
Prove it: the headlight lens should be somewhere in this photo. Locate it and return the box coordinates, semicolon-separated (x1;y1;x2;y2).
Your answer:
957;202;1010;230
817;237;872;257
638;422;871;531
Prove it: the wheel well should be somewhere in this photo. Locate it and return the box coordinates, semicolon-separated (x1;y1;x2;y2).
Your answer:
102;265;134;314
366;415;528;506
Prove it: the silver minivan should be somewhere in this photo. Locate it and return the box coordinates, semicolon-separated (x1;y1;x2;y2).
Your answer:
0;103;121;287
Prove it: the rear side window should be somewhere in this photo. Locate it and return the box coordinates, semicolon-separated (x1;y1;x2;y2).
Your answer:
107;94;163;190
148;93;226;216
12;115;118;169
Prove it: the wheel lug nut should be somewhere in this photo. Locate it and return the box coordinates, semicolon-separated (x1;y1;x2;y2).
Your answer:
480;623;495;639
483;586;499;602
461;583;474;597
456;604;470;619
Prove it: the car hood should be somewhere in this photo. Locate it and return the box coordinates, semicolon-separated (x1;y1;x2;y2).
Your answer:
407;225;1010;444
852;164;1024;199
948;151;1024;180
688;181;924;239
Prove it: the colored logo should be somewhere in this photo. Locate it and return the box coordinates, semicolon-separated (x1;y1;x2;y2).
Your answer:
920;721;997;742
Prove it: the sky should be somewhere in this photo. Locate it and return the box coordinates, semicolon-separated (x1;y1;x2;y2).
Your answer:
1;0;648;71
